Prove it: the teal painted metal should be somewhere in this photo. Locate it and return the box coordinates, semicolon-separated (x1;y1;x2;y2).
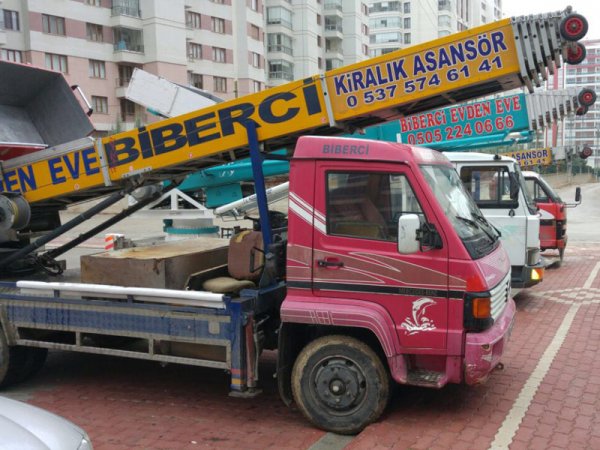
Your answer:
178;149;289;191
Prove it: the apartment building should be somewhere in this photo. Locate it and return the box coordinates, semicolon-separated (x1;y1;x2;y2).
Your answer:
543;39;600;168
264;0;369;86
368;0;501;58
0;0;266;133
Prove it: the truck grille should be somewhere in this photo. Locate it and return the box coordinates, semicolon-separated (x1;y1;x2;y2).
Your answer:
490;273;510;320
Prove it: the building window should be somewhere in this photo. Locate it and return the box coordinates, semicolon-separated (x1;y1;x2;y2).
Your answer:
188;72;203;89
403;17;411;29
267;33;293;55
317;14;321;25
114;27;144;52
370;17;401;28
269;59;293;80
362;24;368;35
86;23;103;41
89;60;106;78
213;47;226;62
362;44;368;56
211;0;225;3
92;96;108;114
188;43;202;59
0;49;22;63
3;10;19;31
214;76;227;93
267;7;292;28
42;14;66;36
252;80;261;93
186;12;201;29
117;65;135;87
404;2;411;13
252;52;260;68
317;36;322;47
251;0;259;11
120;98;136;120
404;32;411;44
86;0;101;5
438;15;451;28
250;24;260;40
370;32;401;44
318;57;322;70
211;17;225;33
45;53;68;73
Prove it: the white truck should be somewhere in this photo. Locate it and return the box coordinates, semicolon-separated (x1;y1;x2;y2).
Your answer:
445;152;544;288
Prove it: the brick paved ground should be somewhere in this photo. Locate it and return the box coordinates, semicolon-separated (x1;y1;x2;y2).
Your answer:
4;244;600;449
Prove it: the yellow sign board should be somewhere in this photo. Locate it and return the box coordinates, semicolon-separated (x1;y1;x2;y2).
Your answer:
502;148;553;167
326;20;519;120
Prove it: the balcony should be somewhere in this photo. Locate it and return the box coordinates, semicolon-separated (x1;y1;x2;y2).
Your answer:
324;1;343;18
267;44;293;56
324;18;343;39
115;76;132;98
112;0;141;18
113;27;144;62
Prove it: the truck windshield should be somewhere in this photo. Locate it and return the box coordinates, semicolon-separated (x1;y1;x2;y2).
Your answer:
420;164;500;259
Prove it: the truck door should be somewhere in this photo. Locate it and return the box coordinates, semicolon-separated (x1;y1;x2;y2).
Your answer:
311;161;449;350
459;164;528;268
525;177;559;248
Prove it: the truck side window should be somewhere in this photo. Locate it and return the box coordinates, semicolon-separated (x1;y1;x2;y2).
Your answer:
526;179;549;202
327;172;423;242
460;166;515;208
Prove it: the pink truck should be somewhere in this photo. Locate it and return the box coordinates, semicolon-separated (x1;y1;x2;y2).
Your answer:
278;137;515;432
0;136;515;434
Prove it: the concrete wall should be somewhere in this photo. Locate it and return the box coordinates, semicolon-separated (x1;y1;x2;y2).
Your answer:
541;173;595;189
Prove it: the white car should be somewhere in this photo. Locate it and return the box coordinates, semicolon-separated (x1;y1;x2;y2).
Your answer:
0;396;92;450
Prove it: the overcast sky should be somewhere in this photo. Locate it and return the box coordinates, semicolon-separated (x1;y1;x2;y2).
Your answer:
502;0;600;40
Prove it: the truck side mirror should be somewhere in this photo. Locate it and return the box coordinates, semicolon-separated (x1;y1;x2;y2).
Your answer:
509;173;519;200
575;187;582;204
397;214;420;254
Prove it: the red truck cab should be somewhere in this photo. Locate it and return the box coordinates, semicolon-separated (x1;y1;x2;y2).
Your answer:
277;136;515;433
524;171;581;264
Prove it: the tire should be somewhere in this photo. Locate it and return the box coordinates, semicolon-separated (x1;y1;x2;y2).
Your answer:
578;89;597;107
291;335;390;435
558;247;565;263
560;14;588;41
0;329;29;388
576;106;588;116
20;348;48;381
566;43;586;65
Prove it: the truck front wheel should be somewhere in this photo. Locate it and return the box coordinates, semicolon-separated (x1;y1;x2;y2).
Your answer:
291;335;389;435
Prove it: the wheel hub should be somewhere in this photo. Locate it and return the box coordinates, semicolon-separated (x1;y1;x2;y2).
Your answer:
565;18;583;35
314;358;366;411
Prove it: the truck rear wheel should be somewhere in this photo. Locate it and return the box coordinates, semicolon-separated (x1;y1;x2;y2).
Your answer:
21;348;48;381
291;335;389;435
0;329;29;388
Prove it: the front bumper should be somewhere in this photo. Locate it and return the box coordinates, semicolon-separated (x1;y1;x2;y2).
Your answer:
464;297;516;385
511;264;544;289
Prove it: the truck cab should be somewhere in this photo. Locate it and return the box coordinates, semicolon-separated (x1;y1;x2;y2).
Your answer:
278;137;515;433
445;153;543;288
523;171;581;264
